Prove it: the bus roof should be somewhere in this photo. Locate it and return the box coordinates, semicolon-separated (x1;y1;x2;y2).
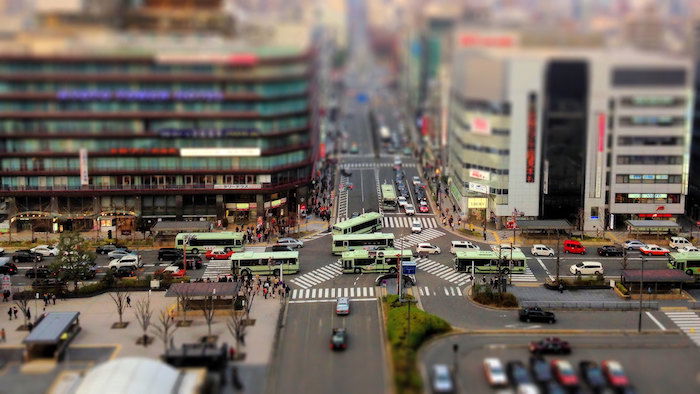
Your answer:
455;250;527;260
176;232;244;239
332;232;395;241
669;251;700;261
381;184;396;199
341;249;412;258
231;251;299;260
333;212;383;230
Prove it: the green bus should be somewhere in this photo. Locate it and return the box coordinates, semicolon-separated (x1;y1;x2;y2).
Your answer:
231;251;300;276
332;212;383;235
453;250;527;274
175;232;245;253
381;184;398;211
332;233;395;255
340;249;413;274
668;252;700;277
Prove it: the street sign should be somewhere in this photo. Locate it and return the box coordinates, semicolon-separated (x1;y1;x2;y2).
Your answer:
402;261;417;275
1;275;11;294
356;93;369;103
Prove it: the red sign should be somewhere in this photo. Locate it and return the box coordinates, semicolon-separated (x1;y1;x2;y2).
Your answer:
470;117;491;135
656;206;665;211
459;34;516;48
639;213;672;218
525;94;537;183
597;113;606;152
109;147;178;155
421;115;431;137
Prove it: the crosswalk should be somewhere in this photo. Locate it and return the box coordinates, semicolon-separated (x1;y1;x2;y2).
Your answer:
417;286;464;297
665;311;700;346
337;176;349;219
395;228;445;249
415;258;472;286
301;232;329;243
290;286;376;300
202;259;232;280
382;216;437;229
289;261;343;289
341;162;417;168
514;265;538;282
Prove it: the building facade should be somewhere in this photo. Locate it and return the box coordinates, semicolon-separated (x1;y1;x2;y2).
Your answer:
447;43;692;231
0;39;317;235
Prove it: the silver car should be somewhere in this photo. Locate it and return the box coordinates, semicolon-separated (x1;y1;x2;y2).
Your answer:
276;238;304;249
336;297;350;315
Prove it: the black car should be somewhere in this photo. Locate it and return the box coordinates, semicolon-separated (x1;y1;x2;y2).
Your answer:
597;245;623;257
96;243;126;254
0;262;18;275
271;245;293;252
330;328;348;350
529;356;552;384
158;248;182;261
32;278;67;290
519;307;556;324
580;361;607;392
114;266;136;278
506;361;533;386
13;250;42;263
25;265;52;278
77;266;98;280
529;337;571;355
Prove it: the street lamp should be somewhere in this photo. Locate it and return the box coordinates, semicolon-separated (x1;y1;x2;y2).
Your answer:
637;253;646;333
182;235;196;278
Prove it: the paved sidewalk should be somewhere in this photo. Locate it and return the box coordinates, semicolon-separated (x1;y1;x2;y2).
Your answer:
509;286;621;303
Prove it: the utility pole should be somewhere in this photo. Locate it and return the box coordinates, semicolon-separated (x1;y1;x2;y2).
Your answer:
555;232;561;283
638;253;645;333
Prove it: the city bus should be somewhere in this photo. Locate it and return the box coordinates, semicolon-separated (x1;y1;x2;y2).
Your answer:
379;126;391;143
231;251;300;277
332;212;383;235
340;249;413;274
381;184;398;211
453;250;527;274
175;232;245;254
331;233;395;255
668;252;700;277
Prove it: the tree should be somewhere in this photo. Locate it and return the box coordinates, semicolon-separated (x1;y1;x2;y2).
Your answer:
226;310;246;358
133;296;153;346
200;295;216;338
50;231;96;290
151;308;178;353
108;289;129;328
172;287;192;327
14;293;31;328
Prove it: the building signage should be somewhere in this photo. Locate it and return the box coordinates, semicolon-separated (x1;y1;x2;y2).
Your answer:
180;148;261;157
57;90;224;101
257;174;272;183
469;169;490;181
79;149;89;186
468;198;488;209
470;116;491;135
459;33;517;48
468;182;490;194
109;147;178;155
525;93;537;183
594;113;606;198
213;184;262;190
157;128;260;138
155;53;259;66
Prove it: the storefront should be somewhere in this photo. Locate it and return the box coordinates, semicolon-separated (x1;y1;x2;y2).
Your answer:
98;211;137;237
225;202;258;225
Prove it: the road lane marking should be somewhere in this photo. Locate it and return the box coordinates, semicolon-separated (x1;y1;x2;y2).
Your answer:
537;258;554;281
646;312;666;331
289;298;376;304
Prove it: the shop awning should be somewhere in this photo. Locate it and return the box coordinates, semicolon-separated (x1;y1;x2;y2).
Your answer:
515;219;574;232
622;269;693;283
625;220;681;233
151;221;212;234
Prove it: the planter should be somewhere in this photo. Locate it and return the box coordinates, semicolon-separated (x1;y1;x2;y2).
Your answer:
111;322;129;329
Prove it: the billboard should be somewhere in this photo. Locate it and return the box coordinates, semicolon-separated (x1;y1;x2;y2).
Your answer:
470;116;491;135
468;182;490;194
525;93;537;183
468;198;488;209
469;169;490;181
79;149;89;186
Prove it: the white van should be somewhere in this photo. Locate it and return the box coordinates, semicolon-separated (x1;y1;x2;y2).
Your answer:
670;237;693;250
569;261;603;275
108;254;143;270
450;240;480;254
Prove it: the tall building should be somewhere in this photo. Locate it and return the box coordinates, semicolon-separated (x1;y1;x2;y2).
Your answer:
447;38;692;231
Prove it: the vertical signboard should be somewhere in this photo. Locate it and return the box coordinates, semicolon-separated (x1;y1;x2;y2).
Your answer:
594;113;606;198
525;93;537;183
79;149;89;186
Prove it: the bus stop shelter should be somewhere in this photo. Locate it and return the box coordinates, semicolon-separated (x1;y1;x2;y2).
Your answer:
621;269;693;294
151;221;212;238
23;311;80;361
165;282;242;311
515;219;575;237
624;220;681;235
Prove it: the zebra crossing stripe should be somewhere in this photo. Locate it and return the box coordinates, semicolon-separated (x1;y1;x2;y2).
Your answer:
416;286;464;297
665;311;700;346
382;216;438;228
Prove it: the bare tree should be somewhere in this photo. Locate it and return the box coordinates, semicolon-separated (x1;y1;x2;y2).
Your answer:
14;294;31;328
151;308;178;353
108;289;129;328
226;310;246;358
173;287;192;326
199;295;216;338
133;296;153;346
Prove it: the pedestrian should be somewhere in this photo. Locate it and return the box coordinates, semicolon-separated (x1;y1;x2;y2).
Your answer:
7;307;12;321
126;295;132;307
26;308;31;321
263;287;268;299
13;307;18;320
558;283;564;294
0;327;5;342
52;293;56;305
231;366;244;391
229;345;236;360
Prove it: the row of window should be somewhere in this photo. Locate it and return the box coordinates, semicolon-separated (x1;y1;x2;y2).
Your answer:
0;150;308;171
618;116;685;128
619;96;686;108
451;91;511;115
0;81;309;96
617;136;683;146
614;193;681;204
0;116;309;133
616;155;683;165
2;134;309;153
451;150;509;175
453;135;509;155
450;111;509;136
0;99;309;114
0;62;307;76
615;174;682;184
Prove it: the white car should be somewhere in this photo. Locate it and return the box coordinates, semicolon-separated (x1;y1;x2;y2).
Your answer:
107;249;135;259
670;236;693;250
108;255;142;270
397;196;408;207
411;219;422;233
277;237;304;249
431;364;454;393
404;204;415;216
677;246;700;253
412;176;421;186
30;245;58;257
570;261;603;275
494;243;521;253
416;243;441;255
530;244;554;257
0;247;4;256
450;240;480;254
393;157;402;167
483;358;507;387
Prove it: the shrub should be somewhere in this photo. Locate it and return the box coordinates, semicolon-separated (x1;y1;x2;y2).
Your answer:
73;282;107;296
616;282;629;295
472;284;518;307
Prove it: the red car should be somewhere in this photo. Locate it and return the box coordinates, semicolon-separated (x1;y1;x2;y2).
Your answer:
601;360;629;388
205;249;234;260
563;240;586;254
551;360;579;387
419;201;429;213
156;265;186;277
639;244;670;256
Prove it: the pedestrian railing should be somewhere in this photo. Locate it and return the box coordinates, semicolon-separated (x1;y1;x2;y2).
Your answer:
520;300;659;311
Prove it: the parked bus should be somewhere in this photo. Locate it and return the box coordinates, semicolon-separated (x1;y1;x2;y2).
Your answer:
381;184;398;211
340;249;413;274
231;251;300;277
668;252;700;277
332;233;395;255
453;250;527;274
175;232;245;254
332;212;383;235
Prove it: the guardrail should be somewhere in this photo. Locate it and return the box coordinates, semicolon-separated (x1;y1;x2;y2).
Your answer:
521;301;659;311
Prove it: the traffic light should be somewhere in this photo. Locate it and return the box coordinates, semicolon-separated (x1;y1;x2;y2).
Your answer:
107;230;113;239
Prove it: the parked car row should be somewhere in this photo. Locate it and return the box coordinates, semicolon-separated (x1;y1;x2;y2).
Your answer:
528;236;694;258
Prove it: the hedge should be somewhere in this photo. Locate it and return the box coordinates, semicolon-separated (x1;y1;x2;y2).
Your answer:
616;282;629;295
471;284;518;308
384;295;451;394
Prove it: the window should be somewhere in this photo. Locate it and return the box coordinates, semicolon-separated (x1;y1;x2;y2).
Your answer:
616;156;683;165
617;136;682;146
618;116;685;127
619;96;685;108
614;193;681;204
612;68;686;87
